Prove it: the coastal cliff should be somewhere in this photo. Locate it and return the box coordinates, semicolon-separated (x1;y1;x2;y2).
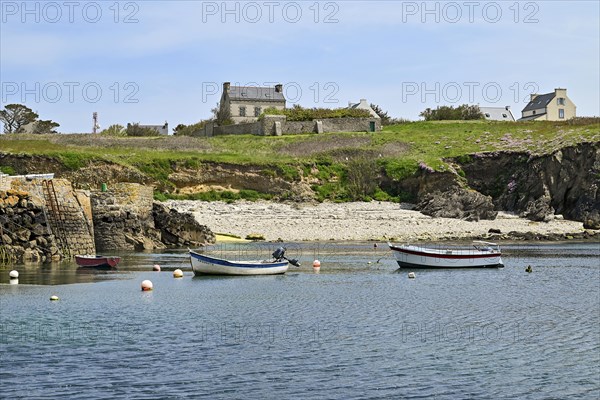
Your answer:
0;135;598;229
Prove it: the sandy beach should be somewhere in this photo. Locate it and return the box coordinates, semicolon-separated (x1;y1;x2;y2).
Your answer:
165;200;588;242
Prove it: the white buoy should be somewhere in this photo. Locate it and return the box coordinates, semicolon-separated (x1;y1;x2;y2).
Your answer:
408;272;416;279
9;279;18;285
173;269;183;278
50;295;59;301
313;260;321;273
153;264;161;272
141;280;153;291
9;270;19;279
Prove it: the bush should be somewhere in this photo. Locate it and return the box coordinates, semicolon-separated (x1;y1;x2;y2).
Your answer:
126;123;161;137
345;156;379;200
419;104;483;121
100;124;126;136
260;105;371;121
173;120;211;136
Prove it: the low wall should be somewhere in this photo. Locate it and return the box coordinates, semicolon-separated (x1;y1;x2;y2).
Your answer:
213;122;261;136
205;116;380;137
91;183;163;251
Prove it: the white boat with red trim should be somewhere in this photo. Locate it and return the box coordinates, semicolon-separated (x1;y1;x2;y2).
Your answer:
388;241;503;268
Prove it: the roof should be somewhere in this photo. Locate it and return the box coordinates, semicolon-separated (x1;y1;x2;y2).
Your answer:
522;92;555;112
480;107;515;122
349;99;380;118
518;113;546;121
229;86;285;102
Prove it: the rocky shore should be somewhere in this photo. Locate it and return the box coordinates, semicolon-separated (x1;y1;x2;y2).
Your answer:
166;200;596;242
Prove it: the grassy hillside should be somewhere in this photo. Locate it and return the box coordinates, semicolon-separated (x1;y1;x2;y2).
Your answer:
1;119;598;201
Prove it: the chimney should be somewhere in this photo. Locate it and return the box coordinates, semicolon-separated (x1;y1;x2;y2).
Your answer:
223;82;230;93
555;88;567;96
530;93;539;102
348;101;353;107
275;84;283;93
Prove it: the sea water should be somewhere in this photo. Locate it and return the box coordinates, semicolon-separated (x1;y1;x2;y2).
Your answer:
1;242;598;399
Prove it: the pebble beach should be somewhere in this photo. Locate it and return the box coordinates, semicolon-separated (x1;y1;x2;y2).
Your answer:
165;200;588;242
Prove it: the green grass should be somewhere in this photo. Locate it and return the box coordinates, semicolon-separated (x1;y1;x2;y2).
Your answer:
1;120;597;201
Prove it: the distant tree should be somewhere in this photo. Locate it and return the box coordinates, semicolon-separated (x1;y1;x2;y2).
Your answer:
100;124;126;136
0;104;39;133
32;119;60;134
370;103;392;125
211;102;232;126
420;104;483;121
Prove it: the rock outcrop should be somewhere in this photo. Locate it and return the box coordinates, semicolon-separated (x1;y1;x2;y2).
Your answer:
459;142;600;227
416;186;498;221
153;202;215;247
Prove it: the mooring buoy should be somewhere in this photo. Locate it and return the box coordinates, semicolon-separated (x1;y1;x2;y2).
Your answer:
50;295;59;301
408;272;416;279
141;280;153;291
153;264;161;272
9;270;19;279
173;269;183;278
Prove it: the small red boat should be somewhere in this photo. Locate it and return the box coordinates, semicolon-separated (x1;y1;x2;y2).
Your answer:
75;255;121;269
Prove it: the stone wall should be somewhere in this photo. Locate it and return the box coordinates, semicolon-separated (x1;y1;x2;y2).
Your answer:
206;116;381;137
5;177;95;258
91;183;163;251
0;189;61;263
213;121;262;136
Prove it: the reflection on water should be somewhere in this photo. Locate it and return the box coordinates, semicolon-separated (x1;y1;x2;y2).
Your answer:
1;241;598;285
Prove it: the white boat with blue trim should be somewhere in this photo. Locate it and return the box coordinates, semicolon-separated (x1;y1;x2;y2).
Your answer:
189;247;300;276
388;241;503;268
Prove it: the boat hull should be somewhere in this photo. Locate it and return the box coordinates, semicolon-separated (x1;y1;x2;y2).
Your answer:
75;255;121;268
389;244;503;268
189;250;289;276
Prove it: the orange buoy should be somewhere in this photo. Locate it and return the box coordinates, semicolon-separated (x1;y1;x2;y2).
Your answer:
153;264;161;272
141;280;153;291
313;260;321;270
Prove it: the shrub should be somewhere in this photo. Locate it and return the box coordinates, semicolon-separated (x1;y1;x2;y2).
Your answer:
345;156;379;200
126;123;161;137
419;104;483;121
260;105;371;121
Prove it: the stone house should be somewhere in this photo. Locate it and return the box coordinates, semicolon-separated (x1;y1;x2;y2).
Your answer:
219;82;286;124
518;88;576;121
480;106;515;121
348;99;381;119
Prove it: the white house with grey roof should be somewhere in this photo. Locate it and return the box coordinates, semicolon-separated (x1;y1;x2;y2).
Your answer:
219;82;286;124
348;99;380;119
518;88;576;121
480;106;515;122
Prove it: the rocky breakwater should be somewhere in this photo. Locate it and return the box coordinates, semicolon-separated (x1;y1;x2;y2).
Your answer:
0;189;60;263
91;183;214;251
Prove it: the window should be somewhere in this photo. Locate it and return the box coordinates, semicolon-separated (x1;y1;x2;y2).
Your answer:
254;107;262;117
558;98;565;105
239;106;246;117
559;109;565;119
502;113;507;118
532;110;536;115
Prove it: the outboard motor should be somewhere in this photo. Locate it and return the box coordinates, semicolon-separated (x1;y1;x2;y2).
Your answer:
272;247;286;261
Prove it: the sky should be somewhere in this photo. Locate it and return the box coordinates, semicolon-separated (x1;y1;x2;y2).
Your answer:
0;0;599;133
